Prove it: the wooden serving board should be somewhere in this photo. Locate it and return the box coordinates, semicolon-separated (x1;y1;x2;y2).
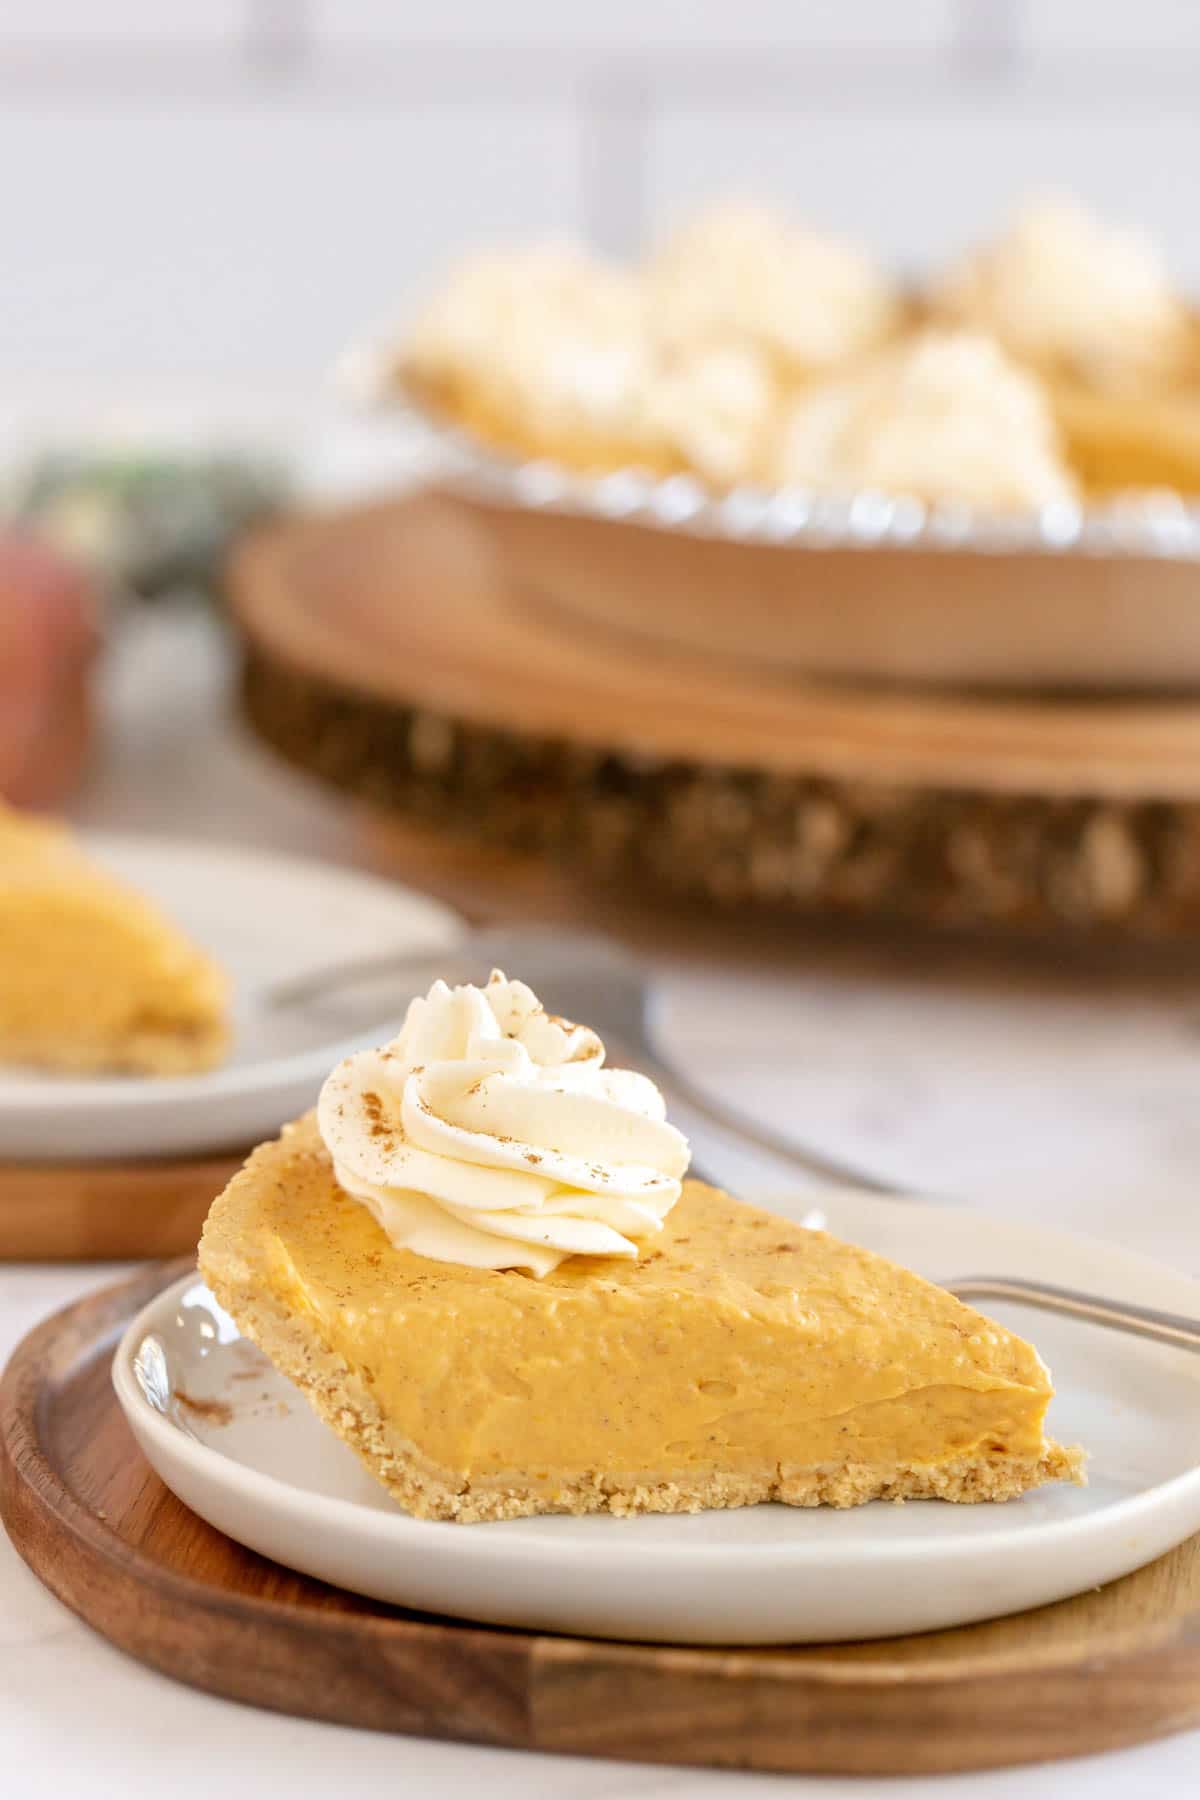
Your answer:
4;1260;1200;1776
0;1152;244;1261
230;494;1200;940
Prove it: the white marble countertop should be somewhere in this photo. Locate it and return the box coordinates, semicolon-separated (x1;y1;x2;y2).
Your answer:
4;600;1200;1797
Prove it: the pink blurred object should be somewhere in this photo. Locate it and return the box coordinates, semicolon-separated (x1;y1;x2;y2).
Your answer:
0;534;99;809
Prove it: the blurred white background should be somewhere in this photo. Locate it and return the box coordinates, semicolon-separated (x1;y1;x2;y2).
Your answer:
4;0;1200;445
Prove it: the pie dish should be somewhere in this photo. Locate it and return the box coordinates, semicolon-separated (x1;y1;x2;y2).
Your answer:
0;803;229;1075
197;972;1082;1524
346;194;1200;695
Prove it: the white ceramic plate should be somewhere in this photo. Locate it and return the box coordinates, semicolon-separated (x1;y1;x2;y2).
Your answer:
113;1191;1200;1645
0;835;460;1160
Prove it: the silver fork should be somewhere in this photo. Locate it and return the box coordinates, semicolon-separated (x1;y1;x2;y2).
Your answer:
946;1278;1200;1353
267;927;1200;1353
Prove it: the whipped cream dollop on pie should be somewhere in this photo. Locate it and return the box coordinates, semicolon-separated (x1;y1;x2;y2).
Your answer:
936;195;1191;391
317;971;691;1278
649;201;900;375
403;244;658;451
402;242;776;482
771;328;1077;510
641;340;775;485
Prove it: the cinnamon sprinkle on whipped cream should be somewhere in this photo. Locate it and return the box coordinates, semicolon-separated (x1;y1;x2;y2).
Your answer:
317;971;691;1278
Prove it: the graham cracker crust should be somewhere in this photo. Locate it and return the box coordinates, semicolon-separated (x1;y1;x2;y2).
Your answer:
4;1020;229;1077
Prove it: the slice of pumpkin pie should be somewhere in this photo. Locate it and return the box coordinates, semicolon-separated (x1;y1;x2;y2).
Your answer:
0;803;229;1075
198;972;1083;1523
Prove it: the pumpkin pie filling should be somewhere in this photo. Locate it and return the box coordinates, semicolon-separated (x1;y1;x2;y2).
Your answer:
198;973;1082;1523
0;802;229;1075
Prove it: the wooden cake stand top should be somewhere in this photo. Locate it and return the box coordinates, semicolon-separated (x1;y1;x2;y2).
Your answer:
230;495;1200;939
232;495;1200;798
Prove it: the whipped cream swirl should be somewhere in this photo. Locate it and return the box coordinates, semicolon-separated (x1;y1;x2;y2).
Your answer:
772;329;1077;511
317;971;691;1278
938;195;1189;389
650;201;899;373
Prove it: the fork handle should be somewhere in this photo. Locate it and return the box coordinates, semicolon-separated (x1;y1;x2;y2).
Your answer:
949;1277;1200;1352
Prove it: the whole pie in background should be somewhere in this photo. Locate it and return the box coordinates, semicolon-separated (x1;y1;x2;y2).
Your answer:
388;192;1200;506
